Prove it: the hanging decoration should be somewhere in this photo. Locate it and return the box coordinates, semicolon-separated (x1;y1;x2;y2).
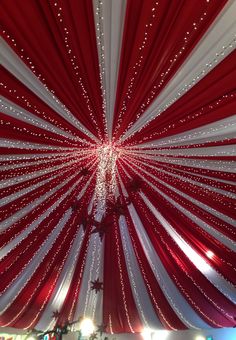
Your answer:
94;144;120;216
90;279;104;294
91;214;113;241
79;168;90;176
52;311;60;319
106;196;131;217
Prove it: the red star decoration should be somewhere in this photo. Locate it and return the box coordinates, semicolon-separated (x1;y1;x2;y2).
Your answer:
52;310;60;318
80;214;93;232
91;215;113;241
107;197;131;217
128;176;142;192
79;167;90;176
90;278;103;293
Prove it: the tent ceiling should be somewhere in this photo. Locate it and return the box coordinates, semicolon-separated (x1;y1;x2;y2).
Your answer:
0;0;236;336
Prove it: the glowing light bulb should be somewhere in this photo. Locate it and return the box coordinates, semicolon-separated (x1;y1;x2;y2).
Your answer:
152;330;170;339
195;336;205;340
141;328;152;340
79;318;95;336
27;336;37;340
206;250;214;259
142;328;170;340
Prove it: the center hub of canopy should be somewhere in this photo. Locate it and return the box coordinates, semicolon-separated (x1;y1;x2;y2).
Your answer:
94;143;121;215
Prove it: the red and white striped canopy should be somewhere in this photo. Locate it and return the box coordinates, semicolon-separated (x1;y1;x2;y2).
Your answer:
0;0;236;336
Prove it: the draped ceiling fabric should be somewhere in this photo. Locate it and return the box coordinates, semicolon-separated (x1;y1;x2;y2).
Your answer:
0;0;236;336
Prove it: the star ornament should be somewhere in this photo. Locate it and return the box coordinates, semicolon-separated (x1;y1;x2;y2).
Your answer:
90;278;103;293
107;196;131;217
91;215;113;241
79;167;90;176
128;176;142;193
52;310;60;318
80;214;93;232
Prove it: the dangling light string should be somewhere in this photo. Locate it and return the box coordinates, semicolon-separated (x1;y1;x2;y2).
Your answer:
94;144;121;216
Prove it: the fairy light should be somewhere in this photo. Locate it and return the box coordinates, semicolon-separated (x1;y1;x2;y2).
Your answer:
94;143;120;215
120;159;236;316
0;175;86;257
129;154;234;174
206;250;215;259
1;182;92;322
133;105;236;144
120;35;236;142
119;188;194;329
6;224;76;329
53;4;102;140
28;221;86;330
119;215;150;328
46;191;95;330
123;155;236;241
67;230;91;321
1;38;98;143
81;234;100;317
171;276;226;326
131;194;226;327
0;172;80;232
0;157;79;192
0;208;72;319
0;154;74;173
125;157;235;205
122;149;235;185
172;261;226;325
0;97;81;143
140;192;236;303
113;1;162;132
0;80;80;138
0;154;96;217
122;155;236;236
114;217;134;333
127;219;176;329
92;234;104;321
94;0;109;140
